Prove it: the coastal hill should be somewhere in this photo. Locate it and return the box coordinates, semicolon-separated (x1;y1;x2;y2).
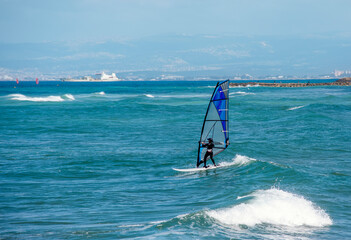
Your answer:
229;78;351;87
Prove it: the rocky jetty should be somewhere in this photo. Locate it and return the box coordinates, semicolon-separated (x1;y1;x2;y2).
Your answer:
336;77;351;83
229;79;351;87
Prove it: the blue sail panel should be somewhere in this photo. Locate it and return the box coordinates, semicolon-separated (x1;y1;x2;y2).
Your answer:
197;80;229;166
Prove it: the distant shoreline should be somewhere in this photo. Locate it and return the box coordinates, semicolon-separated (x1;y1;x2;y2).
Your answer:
1;78;351;84
230;78;351;87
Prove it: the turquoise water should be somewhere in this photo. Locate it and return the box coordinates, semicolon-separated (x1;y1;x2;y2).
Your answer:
1;81;350;239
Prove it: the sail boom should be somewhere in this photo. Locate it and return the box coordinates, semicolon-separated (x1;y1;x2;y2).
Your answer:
205;119;228;122
212;98;228;102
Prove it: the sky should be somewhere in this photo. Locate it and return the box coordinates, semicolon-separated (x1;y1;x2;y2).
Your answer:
0;0;351;79
1;0;351;42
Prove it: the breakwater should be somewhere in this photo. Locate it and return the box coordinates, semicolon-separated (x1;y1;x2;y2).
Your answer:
230;78;351;87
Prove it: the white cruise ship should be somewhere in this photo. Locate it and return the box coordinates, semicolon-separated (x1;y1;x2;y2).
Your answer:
63;72;121;82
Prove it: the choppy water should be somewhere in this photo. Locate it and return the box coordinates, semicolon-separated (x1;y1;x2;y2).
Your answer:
1;81;350;239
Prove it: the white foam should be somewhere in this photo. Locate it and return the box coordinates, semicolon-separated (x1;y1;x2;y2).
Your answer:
95;91;105;95
191;154;254;169
63;94;75;100
288;105;305;111
226;154;256;167
230;91;255;96
187;154;254;170
230;84;260;88
9;94;64;102
9;93;75;102
144;94;155;98
207;188;332;227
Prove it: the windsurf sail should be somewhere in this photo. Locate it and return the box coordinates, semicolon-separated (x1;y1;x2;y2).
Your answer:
197;80;229;167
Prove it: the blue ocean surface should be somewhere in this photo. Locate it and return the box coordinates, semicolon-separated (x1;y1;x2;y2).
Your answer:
0;80;350;239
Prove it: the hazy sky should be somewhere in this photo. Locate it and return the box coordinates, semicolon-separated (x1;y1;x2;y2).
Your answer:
1;0;350;78
1;0;351;43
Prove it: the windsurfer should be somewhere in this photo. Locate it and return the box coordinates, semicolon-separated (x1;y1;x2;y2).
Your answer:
198;138;217;168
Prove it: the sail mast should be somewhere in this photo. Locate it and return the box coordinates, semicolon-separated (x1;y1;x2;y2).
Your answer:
197;80;229;167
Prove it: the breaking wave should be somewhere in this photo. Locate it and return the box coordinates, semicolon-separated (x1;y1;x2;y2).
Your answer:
62;94;75;100
219;154;256;167
207;188;332;227
8;93;75;102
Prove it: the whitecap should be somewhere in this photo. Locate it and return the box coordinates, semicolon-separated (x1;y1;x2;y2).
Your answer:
230;91;255;96
144;94;155;98
207;188;332;227
232;154;256;166
63;94;75;100
9;94;64;102
218;154;256;168
230;84;260;88
95;91;105;95
288;105;305;111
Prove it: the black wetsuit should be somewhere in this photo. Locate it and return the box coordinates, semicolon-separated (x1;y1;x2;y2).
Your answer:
202;142;216;167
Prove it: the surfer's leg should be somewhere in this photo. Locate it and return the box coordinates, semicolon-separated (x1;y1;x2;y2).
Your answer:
203;152;209;167
197;160;203;167
210;153;216;166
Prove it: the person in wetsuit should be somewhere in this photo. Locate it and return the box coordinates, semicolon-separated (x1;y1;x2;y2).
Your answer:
198;138;217;168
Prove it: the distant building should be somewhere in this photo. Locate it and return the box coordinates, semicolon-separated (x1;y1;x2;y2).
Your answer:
333;69;351;77
334;70;345;77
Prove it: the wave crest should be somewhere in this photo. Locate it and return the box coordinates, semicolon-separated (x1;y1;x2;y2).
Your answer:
144;94;155;98
9;93;75;102
230;154;256;166
207;188;332;227
63;94;75;100
288;105;305;111
217;154;256;168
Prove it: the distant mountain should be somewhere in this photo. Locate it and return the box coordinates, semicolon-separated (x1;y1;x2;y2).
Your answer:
0;33;350;79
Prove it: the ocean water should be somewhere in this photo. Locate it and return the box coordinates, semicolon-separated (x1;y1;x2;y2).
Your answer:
0;81;350;239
